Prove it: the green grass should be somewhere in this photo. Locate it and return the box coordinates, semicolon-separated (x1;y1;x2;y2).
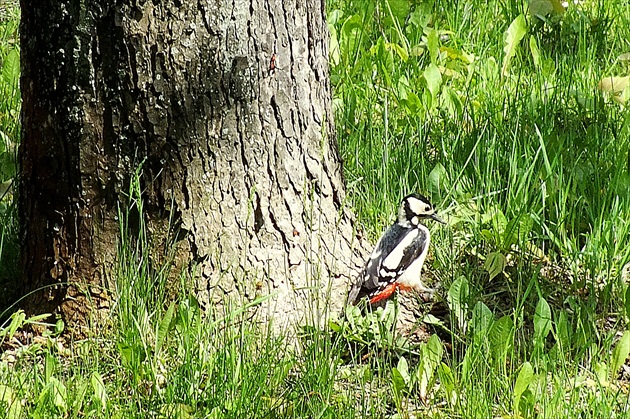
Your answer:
0;2;19;318
3;0;630;417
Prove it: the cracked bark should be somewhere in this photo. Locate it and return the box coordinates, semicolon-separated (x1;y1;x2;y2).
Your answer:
18;0;367;333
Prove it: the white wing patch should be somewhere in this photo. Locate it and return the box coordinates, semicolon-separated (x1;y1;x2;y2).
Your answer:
381;229;419;271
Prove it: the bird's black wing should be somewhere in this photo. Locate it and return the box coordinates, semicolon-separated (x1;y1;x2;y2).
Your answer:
347;224;425;305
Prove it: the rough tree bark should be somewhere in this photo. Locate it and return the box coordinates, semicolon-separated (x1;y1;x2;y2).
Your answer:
19;0;367;333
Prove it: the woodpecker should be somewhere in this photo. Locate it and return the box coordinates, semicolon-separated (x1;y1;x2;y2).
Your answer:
347;193;445;305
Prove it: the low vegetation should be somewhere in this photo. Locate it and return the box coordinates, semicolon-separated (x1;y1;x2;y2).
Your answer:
2;1;630;417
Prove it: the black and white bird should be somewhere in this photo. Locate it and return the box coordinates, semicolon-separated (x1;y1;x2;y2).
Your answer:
347;193;445;305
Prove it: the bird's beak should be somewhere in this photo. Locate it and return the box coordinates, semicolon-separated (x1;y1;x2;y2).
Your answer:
431;213;446;224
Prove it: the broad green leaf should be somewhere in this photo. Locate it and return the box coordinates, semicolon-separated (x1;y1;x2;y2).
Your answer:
427;28;439;64
417;336;444;400
528;0;566;19
424;63;442;105
502;14;527;76
447;277;469;331
426;334;444;367
428;162;448;195
482;205;507;235
45;352;58;383
0;385;22;419
340;14;363;39
408;4;431;30
441;86;463;119
513;362;534;413
49;377;68;411
91;371;108;410
392;356;410;397
328;23;340;66
386;0;410;25
160;403;194;419
401;91;422;114
156;302;176;354
2;49;20;90
594;362;608;386
386;42;408;62
438;363;458;405
489;315;514;363
503;213;533;248
340;14;363;64
625;285;630;321
611;330;630;381
471;301;494;335
529;36;541;70
0;310;25;338
71;379;89;417
533;297;552;343
327;9;343;26
554;310;572;351
483;252;506;280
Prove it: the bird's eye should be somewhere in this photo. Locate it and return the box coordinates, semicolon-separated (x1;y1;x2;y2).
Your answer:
424;205;430;212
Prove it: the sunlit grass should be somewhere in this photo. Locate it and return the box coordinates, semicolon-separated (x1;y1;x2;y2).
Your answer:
2;0;630;417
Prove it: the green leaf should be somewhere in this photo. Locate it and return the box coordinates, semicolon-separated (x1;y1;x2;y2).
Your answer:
0;310;25;338
503;213;533;248
156;302;176;354
441;86;463;119
513;362;534;414
489;315;514;363
424;63;442;106
482;205;507;237
49;377;68;411
483;252;506;280
471;301;494;335
2;49;20;90
396;356;410;386
386;42;409;62
502;14;527;76
386;0;410;26
447;277;469;332
611;330;630;381
529;36;541;70
426;334;444;362
437;363;458;405
408;5;431;30
327;9;343;26
160;403;194;419
427;162;448;195
427;28;439;64
340;14;364;65
391;356;410;398
528;0;566;19
0;385;22;419
533;297;552;343
594;361;608;386
554;310;572;351
328;23;340;66
71;379;90;417
417;335;443;399
91;371;108;410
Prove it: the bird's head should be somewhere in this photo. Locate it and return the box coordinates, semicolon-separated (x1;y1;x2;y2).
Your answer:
398;193;445;226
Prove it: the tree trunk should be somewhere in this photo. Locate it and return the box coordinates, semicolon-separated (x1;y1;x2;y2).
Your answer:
19;0;365;333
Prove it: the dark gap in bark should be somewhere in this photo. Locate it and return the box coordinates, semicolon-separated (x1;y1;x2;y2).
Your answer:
254;193;264;233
